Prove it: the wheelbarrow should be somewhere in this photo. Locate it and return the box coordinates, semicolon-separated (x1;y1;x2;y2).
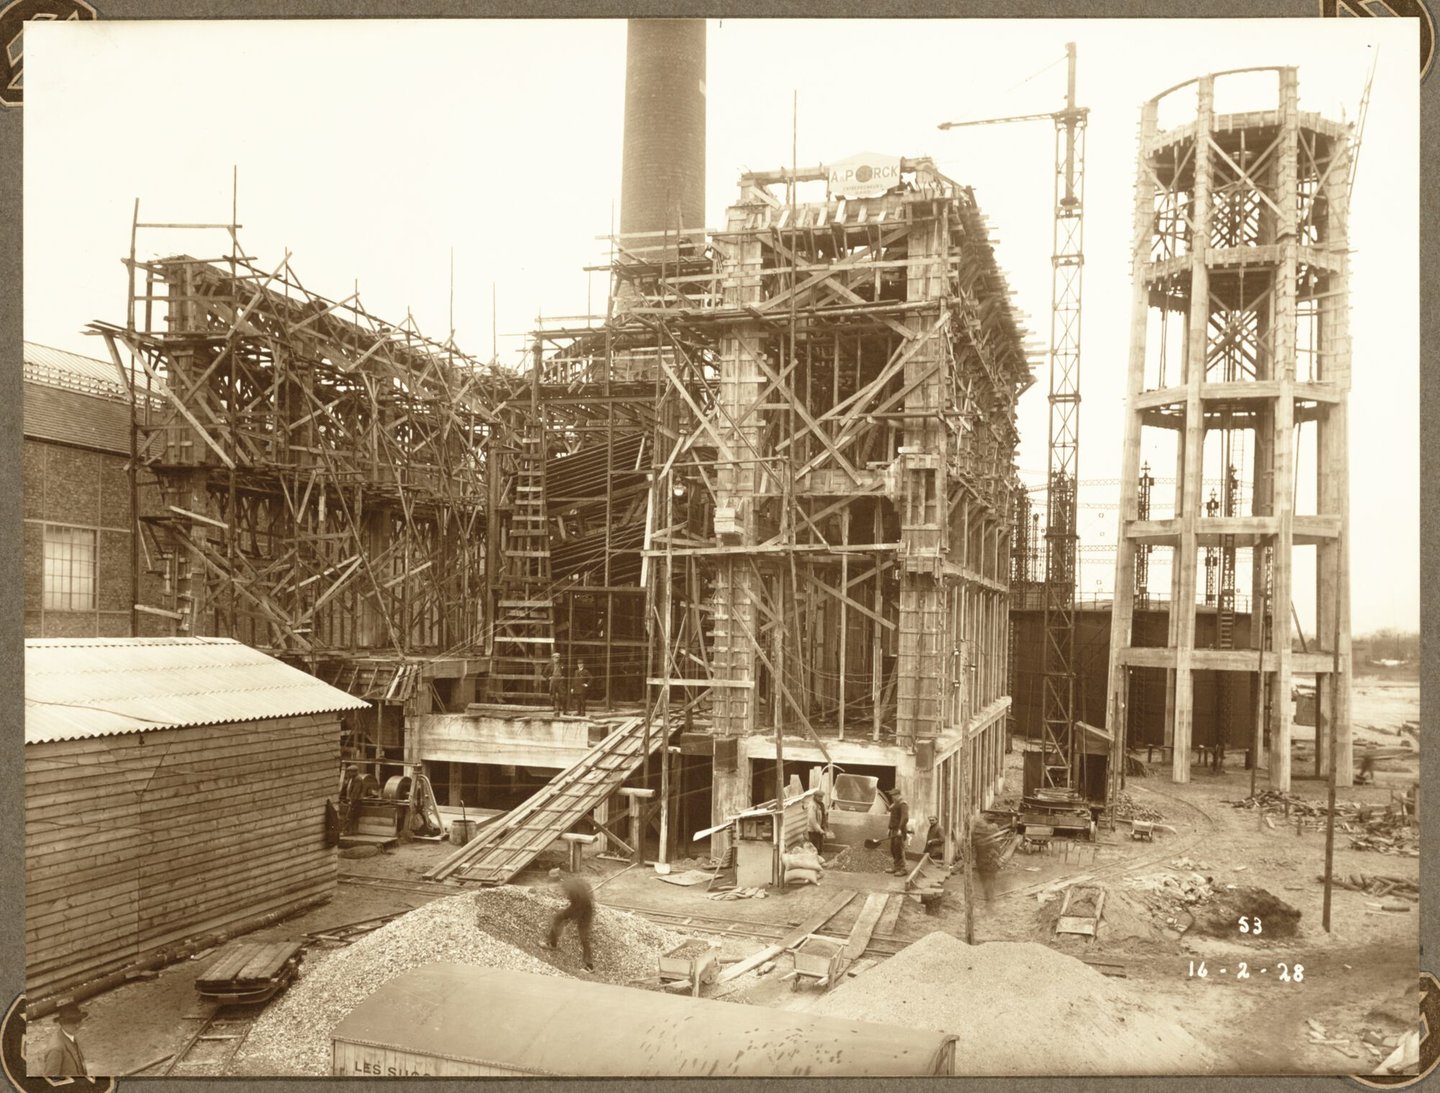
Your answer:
782;934;847;992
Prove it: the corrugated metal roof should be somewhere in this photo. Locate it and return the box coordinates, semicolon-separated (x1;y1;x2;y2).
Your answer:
25;636;369;744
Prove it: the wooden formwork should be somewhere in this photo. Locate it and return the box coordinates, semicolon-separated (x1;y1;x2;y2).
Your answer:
535;158;1035;850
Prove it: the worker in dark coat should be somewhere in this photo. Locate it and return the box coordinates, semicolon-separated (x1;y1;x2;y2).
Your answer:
43;1001;88;1077
887;789;911;875
805;794;828;855
970;813;1003;902
544;871;595;971
545;653;566;716
571;660;592;717
924;815;945;861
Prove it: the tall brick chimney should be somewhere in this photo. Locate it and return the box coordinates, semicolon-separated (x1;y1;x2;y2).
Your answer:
620;19;706;256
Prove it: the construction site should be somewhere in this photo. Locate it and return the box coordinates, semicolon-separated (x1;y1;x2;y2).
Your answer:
20;19;1419;1082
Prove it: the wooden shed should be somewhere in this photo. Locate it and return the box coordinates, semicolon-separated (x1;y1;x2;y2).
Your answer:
24;637;369;1006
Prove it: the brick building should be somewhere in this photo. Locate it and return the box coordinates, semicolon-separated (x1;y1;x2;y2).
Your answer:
22;341;167;638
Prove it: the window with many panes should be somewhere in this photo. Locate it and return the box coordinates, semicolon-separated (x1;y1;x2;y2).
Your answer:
42;525;96;611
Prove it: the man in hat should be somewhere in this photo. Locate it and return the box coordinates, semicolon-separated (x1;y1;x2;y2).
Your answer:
543;870;595;971
544;652;566;716
43;1000;88;1077
887;788;911;876
571;660;593;717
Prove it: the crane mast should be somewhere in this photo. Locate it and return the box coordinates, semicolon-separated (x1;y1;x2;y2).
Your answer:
938;44;1089;796
1040;43;1087;790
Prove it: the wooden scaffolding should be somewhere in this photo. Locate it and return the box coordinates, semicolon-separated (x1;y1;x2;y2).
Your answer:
89;222;508;710
537;158;1035;846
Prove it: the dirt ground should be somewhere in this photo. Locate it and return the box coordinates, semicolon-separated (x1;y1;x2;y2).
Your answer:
35;674;1419;1080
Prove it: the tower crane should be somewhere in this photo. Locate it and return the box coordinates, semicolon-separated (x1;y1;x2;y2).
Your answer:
940;43;1089;799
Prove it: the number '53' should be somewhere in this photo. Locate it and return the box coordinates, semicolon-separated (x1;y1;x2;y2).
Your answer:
1238;915;1263;934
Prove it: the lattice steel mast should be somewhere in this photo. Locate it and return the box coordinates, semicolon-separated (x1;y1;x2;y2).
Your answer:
1040;44;1087;789
943;43;1088;791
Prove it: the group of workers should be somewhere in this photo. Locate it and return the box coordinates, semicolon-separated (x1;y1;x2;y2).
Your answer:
543;653;592;717
887;788;1001;898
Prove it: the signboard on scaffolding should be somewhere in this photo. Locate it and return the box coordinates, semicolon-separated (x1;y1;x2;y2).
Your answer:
827;153;902;199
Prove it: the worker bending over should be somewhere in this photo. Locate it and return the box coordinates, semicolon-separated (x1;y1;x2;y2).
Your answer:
544;871;595;971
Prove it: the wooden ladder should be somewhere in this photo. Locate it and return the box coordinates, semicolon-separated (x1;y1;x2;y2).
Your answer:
492;430;555;702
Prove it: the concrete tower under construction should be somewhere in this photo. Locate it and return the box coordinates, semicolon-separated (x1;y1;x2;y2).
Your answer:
1104;67;1354;790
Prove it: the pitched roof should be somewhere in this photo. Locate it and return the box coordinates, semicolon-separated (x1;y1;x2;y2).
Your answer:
25;637;369;744
23;341;164;401
23;382;133;453
23;341;169;453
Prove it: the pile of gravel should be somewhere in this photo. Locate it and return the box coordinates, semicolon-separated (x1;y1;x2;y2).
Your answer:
472;885;687;985
232;888;687;1076
810;932;1213;1076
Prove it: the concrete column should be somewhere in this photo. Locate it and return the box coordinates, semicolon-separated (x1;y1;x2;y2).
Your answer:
1314;110;1354;787
1105;99;1161;785
1269;68;1301;791
1171;77;1215;784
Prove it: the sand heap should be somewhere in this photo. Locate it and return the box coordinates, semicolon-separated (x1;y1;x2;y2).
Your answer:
810;932;1213;1076
234;889;684;1076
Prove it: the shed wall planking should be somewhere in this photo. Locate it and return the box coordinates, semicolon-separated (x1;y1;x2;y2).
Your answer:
24;711;341;1002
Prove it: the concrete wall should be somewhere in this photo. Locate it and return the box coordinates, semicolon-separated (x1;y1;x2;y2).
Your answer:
1012;605;1261;749
413;713;594;770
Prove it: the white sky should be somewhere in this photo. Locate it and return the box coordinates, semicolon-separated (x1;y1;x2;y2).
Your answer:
22;18;1419;635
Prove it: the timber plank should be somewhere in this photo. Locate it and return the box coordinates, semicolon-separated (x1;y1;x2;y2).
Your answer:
25;741;334;814
28;768;333;829
24;730;337;785
27;783;331;861
27;810;331;899
840;891;888;961
23;714;339;760
29;863;333;968
29;845;334;936
27;887;330;1002
715;892;857;984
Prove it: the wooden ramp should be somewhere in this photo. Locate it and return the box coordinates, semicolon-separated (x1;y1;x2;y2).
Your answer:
426;716;655;885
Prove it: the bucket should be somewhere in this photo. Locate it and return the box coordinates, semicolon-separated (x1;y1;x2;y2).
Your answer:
449;819;478;846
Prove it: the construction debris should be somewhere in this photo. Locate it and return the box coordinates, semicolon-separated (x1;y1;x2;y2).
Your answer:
810;933;1214;1075
1111;793;1166;823
708;887;769;901
1328;873;1420;901
1226;790;1418;854
1129;871;1217;910
1188;887;1301;939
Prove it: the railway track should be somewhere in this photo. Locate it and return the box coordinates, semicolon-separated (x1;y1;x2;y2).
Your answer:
154;1003;261;1077
995;781;1221;902
599;900;909;957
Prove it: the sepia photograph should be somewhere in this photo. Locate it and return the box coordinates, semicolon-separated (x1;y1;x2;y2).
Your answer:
15;13;1423;1081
